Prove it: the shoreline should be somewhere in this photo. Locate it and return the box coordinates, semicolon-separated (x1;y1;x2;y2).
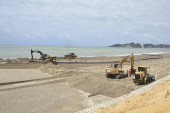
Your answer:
0;52;166;63
0;45;169;60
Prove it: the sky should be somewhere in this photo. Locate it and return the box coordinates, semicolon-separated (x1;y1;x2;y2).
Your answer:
0;0;170;47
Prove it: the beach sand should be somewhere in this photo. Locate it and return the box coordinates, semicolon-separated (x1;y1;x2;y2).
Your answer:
93;79;170;113
0;53;170;113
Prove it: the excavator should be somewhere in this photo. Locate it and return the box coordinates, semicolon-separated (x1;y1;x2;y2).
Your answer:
31;49;57;64
105;54;135;79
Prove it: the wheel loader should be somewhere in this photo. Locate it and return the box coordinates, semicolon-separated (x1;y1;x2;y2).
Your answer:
64;53;78;59
133;66;155;84
105;54;135;79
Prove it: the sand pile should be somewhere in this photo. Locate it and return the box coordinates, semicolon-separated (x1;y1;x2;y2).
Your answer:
67;73;138;98
38;63;79;78
38;63;141;98
38;63;57;75
93;80;170;113
5;58;30;63
37;54;170;98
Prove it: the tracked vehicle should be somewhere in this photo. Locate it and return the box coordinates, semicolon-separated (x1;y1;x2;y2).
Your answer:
30;49;57;64
105;54;135;79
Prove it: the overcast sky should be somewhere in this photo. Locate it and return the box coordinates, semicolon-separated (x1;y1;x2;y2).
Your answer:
0;0;170;46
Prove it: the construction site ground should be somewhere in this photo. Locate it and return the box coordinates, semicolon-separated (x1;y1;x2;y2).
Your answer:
0;54;170;113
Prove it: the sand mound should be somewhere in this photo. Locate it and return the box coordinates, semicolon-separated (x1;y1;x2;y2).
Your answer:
67;74;137;98
93;80;170;113
38;63;78;78
38;54;170;99
38;63;58;76
4;58;30;63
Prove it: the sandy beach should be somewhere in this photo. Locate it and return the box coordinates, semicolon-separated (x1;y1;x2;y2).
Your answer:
0;53;170;113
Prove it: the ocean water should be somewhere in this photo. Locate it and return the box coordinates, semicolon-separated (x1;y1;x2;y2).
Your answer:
0;45;170;60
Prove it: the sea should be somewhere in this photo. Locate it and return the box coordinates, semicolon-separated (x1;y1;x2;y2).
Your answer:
0;45;170;60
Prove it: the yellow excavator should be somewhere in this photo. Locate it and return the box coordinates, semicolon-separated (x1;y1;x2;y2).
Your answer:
133;66;155;84
105;54;135;79
31;49;57;64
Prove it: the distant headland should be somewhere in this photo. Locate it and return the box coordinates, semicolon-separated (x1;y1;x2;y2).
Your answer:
109;42;170;48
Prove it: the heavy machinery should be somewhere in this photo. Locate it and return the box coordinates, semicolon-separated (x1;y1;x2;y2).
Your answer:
31;49;57;64
133;66;155;84
105;54;135;79
64;53;78;59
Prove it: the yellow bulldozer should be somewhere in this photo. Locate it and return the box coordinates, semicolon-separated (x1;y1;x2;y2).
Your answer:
105;54;135;79
133;66;155;84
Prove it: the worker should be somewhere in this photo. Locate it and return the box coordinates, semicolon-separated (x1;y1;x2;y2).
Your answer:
127;69;132;77
114;64;118;68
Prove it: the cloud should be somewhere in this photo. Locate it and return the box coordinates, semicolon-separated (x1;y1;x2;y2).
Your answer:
0;0;170;46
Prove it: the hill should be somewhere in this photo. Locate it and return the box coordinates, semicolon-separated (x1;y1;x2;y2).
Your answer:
109;42;170;48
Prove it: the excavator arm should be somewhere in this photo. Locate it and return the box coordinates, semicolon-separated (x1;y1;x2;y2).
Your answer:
31;49;44;60
117;54;134;70
117;57;128;69
129;54;134;70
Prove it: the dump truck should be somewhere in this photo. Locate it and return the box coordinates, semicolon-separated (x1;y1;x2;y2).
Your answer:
105;54;135;79
133;66;155;84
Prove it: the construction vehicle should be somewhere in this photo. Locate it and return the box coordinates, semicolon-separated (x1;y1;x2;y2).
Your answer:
64;53;78;59
31;49;57;64
105;54;135;79
133;66;155;84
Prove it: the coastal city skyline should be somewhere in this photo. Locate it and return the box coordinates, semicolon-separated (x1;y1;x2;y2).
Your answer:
0;0;170;47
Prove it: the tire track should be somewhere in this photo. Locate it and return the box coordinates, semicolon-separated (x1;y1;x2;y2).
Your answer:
0;74;66;86
0;77;66;92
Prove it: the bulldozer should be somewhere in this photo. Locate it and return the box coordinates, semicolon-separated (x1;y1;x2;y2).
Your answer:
105;54;135;79
30;49;57;64
133;66;155;84
64;53;78;59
